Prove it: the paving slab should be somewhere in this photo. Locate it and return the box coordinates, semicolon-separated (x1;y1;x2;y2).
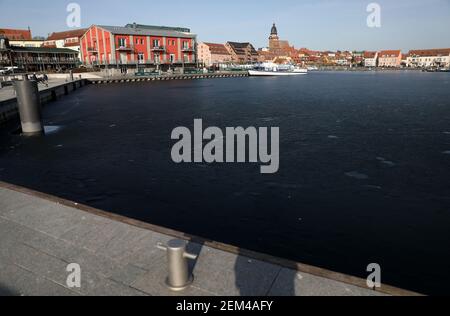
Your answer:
2;198;84;238
191;246;282;296
0;263;79;296
268;268;386;296
0;186;395;296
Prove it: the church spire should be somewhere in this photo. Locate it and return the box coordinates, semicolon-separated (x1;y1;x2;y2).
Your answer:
271;23;278;36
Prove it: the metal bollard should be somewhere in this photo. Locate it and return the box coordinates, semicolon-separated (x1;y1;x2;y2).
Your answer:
157;239;198;291
14;75;44;136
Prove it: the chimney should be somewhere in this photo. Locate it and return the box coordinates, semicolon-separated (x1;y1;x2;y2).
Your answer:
133;22;137;30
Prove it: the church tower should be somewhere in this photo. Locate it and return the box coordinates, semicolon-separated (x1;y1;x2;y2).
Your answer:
269;23;280;51
269;23;279;40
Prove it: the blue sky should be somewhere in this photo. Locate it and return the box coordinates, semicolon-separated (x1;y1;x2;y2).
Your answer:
1;0;449;52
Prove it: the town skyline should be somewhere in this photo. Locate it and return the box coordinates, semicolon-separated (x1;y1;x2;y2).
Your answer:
1;0;450;52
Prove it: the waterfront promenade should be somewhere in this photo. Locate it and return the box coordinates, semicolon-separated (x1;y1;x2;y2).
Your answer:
0;183;393;296
0;78;72;102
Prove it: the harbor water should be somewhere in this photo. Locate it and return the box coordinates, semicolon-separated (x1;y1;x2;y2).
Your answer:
1;71;450;295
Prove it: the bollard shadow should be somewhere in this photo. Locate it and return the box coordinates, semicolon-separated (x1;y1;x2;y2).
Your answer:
185;240;204;276
234;249;297;296
0;284;19;296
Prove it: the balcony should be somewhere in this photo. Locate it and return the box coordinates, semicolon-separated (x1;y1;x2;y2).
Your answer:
87;47;98;54
151;46;166;52
181;47;195;52
116;45;134;51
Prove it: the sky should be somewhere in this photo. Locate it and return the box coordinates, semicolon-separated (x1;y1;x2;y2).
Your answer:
1;0;449;52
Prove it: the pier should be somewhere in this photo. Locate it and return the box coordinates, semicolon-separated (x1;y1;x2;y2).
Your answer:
88;72;249;85
0;78;87;125
0;182;420;296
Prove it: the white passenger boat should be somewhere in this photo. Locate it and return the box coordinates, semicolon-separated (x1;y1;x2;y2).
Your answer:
248;62;308;76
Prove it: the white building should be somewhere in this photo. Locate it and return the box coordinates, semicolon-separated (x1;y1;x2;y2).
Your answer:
364;51;378;67
43;29;87;61
9;39;44;48
406;49;450;68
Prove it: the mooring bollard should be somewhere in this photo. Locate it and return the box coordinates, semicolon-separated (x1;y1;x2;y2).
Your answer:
14;75;44;136
157;239;198;291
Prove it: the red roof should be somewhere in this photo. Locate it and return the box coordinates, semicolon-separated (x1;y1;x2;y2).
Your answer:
408;48;450;57
364;51;377;58
0;28;32;40
64;42;81;47
379;50;401;58
47;29;87;41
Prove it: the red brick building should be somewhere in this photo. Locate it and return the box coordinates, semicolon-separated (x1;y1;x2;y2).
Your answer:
80;23;197;70
0;28;32;40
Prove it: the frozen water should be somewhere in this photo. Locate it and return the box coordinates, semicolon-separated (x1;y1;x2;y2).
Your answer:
345;171;369;180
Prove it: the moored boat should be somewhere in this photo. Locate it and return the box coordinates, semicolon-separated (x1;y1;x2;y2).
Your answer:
248;62;308;76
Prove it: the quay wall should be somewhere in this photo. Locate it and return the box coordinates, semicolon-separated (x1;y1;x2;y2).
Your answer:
87;72;249;84
0;79;88;125
0;72;249;125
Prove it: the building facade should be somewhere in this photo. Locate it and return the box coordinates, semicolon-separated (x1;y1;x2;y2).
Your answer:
225;42;259;64
44;29;87;60
364;51;378;67
0;36;78;71
9;39;44;48
378;50;402;67
406;49;450;68
80;23;197;70
0;36;10;67
11;47;79;72
198;42;232;67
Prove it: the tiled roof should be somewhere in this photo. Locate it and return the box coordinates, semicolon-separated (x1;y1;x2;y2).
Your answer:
64;42;80;47
203;43;230;55
97;25;196;39
47;29;87;41
0;28;32;40
227;42;258;55
408;48;450;57
364;51;377;58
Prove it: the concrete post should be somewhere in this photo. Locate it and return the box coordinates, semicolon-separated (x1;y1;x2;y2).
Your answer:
14;76;44;136
157;239;197;291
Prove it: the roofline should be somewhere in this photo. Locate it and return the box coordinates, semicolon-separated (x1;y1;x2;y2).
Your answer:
46;28;88;41
80;24;196;41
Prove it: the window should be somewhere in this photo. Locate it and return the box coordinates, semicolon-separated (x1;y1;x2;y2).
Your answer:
153;39;160;47
138;53;145;64
118;38;126;47
170;54;175;63
183;41;189;49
